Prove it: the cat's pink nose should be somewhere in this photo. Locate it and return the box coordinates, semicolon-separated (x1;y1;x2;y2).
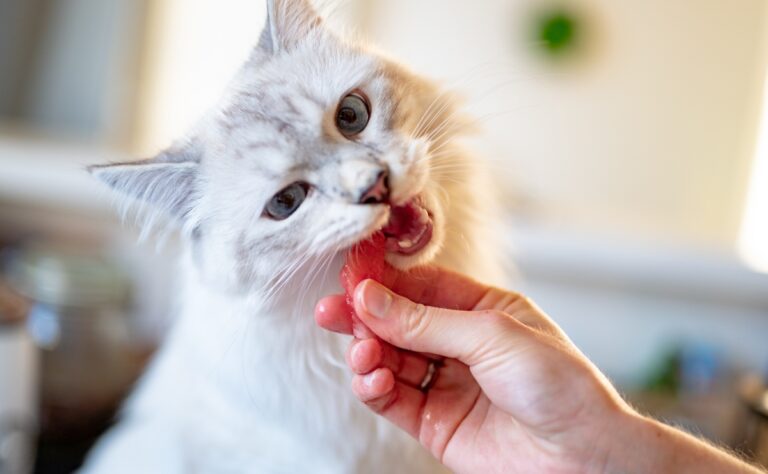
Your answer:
359;169;390;205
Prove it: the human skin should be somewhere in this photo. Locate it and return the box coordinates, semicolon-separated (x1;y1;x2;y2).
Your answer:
315;266;763;474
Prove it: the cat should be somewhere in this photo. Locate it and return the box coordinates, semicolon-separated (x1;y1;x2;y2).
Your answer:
83;0;502;472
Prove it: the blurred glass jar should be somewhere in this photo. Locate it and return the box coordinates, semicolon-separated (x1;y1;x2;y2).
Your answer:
741;375;768;469
7;246;138;442
0;279;36;474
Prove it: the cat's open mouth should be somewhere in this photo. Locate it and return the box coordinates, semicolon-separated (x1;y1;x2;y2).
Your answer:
381;199;433;256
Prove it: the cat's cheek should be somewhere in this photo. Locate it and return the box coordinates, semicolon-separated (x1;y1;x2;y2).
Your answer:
385;140;431;206
388;167;429;207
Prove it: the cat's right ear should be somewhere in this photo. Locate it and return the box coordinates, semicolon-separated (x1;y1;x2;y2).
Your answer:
88;141;201;222
257;0;323;55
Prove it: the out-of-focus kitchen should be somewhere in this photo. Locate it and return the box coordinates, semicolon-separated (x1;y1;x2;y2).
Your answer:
1;0;768;472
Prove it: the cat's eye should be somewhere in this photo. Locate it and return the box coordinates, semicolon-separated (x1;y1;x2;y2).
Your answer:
336;92;370;137
264;182;310;220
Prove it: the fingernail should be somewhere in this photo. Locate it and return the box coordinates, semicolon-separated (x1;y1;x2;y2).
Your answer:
350;340;365;362
359;280;392;319
362;371;378;388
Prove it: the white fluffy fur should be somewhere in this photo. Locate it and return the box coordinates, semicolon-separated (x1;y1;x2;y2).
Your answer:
84;1;501;472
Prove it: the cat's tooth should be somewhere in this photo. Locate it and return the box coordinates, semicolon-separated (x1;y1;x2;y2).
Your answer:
411;227;426;243
398;239;414;249
418;207;430;224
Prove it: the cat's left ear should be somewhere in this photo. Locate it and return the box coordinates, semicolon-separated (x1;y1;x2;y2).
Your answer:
88;140;201;222
257;0;323;54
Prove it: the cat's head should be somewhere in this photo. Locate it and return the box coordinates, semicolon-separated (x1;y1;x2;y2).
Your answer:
92;0;472;294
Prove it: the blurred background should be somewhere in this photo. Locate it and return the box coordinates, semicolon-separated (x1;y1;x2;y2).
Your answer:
1;0;767;472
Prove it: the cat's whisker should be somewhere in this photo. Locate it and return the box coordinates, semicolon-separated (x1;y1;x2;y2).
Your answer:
262;248;315;304
428;108;519;157
425;121;462;152
429;161;470;170
413;95;456;141
411;60;511;138
462;76;526;112
412;141;464;166
273;254;316;298
422;102;476;146
309;249;339;303
296;250;333;313
428;153;469;165
428;156;472;169
417;143;463;165
431;181;453;209
291;261;318;327
418;75;524;153
430;168;473;178
428;150;468;161
429;149;516;180
411;83;459;139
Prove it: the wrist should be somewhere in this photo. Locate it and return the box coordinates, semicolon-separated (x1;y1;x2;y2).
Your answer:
585;405;652;473
601;409;666;473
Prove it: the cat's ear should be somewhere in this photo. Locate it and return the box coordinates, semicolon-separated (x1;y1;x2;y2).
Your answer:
257;0;323;54
88;140;201;221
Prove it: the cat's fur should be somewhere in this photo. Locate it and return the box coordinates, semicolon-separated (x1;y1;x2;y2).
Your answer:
83;1;501;472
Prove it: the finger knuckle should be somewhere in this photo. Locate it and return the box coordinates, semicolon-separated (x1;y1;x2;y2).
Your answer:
480;309;508;325
506;291;533;310
520;294;537;310
365;399;387;414
400;302;431;343
481;309;521;333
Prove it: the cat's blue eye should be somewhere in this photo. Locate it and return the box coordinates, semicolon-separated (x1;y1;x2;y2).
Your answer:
264;182;309;220
336;92;370;137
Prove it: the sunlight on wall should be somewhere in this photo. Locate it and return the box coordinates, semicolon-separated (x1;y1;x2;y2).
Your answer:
367;0;767;249
739;77;768;273
135;0;265;155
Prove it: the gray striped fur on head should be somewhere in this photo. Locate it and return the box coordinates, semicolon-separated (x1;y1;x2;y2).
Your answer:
91;0;482;298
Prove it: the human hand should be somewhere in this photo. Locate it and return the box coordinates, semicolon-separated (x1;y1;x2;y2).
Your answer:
316;266;632;473
316;266;764;474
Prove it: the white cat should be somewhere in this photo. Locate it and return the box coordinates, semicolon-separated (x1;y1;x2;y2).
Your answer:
84;0;501;472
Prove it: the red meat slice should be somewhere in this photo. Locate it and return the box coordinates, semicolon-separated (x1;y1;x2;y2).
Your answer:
340;233;387;338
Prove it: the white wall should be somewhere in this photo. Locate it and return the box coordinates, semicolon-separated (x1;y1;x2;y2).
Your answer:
507;223;768;383
740;25;768;273
134;0;266;155
364;0;768;251
24;0;146;142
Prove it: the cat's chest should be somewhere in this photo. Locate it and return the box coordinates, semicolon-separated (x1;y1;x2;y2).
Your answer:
119;255;453;473
157;297;436;472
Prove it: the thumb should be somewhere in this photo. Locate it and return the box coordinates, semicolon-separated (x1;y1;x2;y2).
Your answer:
354;279;531;366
